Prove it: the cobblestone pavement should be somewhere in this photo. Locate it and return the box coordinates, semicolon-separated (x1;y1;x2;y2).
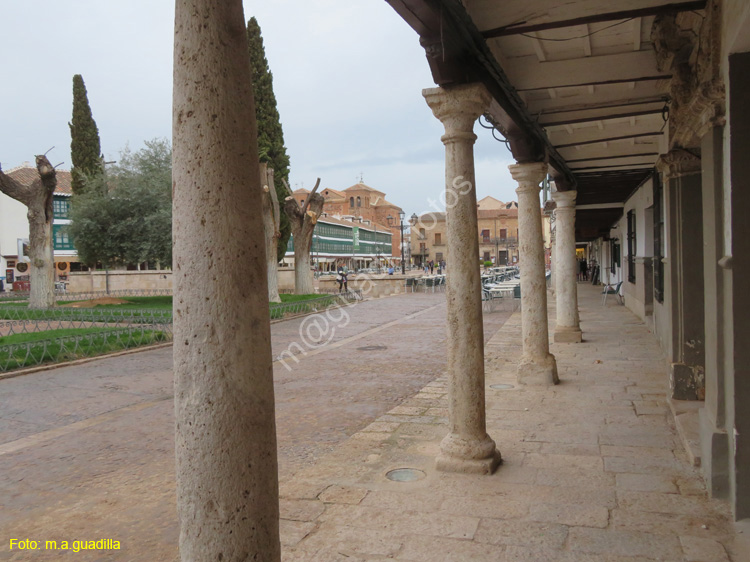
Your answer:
0;292;512;561
278;284;746;562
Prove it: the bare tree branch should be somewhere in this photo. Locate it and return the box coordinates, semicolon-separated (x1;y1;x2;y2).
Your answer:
300;177;321;217
280;178;294;198
0;164;33;206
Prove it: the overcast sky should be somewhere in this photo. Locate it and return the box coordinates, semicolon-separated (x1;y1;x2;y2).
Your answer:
1;0;520;215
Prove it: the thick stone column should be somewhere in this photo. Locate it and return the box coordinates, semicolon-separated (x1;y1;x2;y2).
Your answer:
510;163;559;385
552;190;582;343
424;84;501;474
173;1;280;560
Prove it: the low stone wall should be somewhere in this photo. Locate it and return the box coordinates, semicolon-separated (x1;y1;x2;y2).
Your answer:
318;275;410;299
67;270;172;293
278;268;295;292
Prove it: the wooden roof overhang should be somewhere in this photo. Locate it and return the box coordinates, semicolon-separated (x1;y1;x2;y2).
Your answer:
386;0;707;240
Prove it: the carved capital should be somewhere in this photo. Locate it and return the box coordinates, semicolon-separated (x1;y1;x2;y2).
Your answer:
509;162;547;193
655;0;726;149
423;84;492;145
656;149;701;178
551;189;576;209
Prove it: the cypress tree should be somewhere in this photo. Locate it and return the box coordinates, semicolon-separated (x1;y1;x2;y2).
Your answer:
69;74;103;194
247;17;292;262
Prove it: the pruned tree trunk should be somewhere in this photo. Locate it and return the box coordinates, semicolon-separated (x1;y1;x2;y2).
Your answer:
260;163;281;303
282;178;324;295
0;155;57;309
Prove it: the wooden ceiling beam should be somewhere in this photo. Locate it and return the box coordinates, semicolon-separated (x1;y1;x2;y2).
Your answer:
481;1;706;38
517;75;668;92
565;152;660;164
555;131;664;148
539;107;663;127
505;51;668;91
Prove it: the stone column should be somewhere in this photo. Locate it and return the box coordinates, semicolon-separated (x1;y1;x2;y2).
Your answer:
173;0;280;560
552;189;582;343
424;84;501;474
510;162;559;385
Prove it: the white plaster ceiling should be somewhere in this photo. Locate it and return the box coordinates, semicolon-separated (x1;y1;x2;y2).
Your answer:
464;0;679;174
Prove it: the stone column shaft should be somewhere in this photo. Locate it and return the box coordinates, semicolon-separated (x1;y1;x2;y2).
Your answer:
510;163;559;385
173;0;280;559
552;190;582;342
424;84;501;474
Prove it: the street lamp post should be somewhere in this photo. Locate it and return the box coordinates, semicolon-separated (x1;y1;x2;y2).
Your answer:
388;211;408;275
409;213;423;268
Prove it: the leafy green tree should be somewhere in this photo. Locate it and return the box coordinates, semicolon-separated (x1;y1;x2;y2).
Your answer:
69;74;103;194
69;139;172;268
247;17;291;262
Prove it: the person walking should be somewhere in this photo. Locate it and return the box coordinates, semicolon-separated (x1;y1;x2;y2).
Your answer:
337;266;348;292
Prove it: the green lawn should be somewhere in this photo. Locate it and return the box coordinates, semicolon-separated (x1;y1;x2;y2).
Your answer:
0;327;116;345
0;327;169;371
277;294;325;303
59;296;173;309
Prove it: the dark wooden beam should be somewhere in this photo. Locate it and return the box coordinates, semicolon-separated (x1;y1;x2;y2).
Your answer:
482;1;706;38
539;108;664;127
569;162;656;171
555;132;664;149
566;152;660;164
518;75;670;92
539;97;667;116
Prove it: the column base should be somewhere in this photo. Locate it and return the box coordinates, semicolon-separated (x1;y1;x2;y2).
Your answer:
699;407;730;498
518;354;559;386
554;325;582;343
436;433;502;475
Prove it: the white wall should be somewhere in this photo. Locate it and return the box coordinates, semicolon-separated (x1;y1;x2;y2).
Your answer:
609;178;654;321
0;192;30;284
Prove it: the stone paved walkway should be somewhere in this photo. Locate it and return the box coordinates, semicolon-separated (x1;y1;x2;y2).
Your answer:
0;292;510;561
279;284;745;561
0;285;744;561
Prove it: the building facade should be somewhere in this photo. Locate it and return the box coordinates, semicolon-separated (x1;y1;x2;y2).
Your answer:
1;164;78;290
410;199;549;267
293;182;406;261
284;215;392;271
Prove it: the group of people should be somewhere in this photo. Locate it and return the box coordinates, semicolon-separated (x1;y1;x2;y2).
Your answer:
422;260;445;275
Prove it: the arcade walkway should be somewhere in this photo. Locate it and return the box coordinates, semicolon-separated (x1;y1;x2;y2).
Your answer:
0;286;745;560
279;284;745;561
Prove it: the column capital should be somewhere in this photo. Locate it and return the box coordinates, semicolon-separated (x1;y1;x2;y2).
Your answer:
656;148;701;178
551;189;577;209
423;83;491;144
509;162;547;192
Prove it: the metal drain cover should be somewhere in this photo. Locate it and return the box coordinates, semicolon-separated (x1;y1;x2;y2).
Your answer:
385;468;426;482
489;383;515;390
356;345;387;351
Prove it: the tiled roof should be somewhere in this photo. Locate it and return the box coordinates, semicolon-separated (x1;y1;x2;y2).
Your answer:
343;182;385;195
292;187;310;195
371;197;402;209
321;187;347;200
5;163;73;195
478;208;519;219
